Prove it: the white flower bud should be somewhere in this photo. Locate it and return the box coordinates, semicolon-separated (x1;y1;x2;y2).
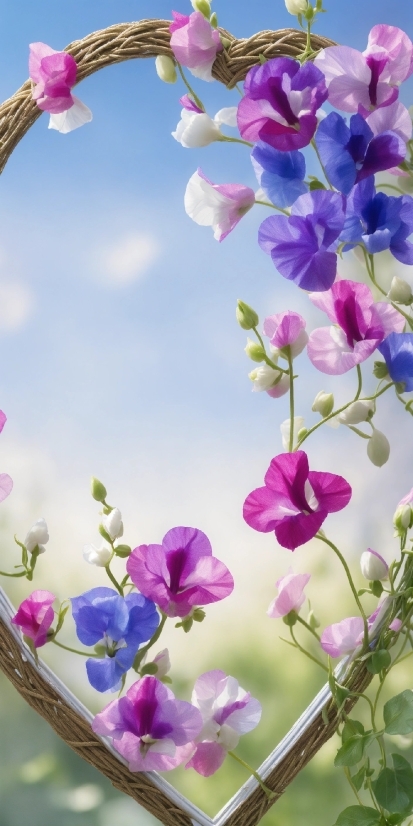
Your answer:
102;508;124;540
249;363;280;391
172;110;222;148
281;416;305;451
155;55;177;84
245;337;265;362
152;649;171;679
360;549;389;581
394;504;413;533
338;401;374;426
24;518;49;554
83;542;112;567
312;391;334;417
387;276;412;305
367;429;390;467
285;0;308;14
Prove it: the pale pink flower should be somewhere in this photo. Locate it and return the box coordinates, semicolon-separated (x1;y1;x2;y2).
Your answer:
170;11;223;81
320;616;364;658
263;311;308;358
185;169;255;241
267;570;311;618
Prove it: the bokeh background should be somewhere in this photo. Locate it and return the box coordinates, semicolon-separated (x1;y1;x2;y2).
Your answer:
0;1;413;824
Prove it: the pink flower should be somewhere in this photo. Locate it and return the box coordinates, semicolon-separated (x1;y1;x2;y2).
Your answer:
263;311;308;358
0;410;13;504
126;526;234;618
185;169;255;241
11;590;55;648
321;616;364;658
170;11;223;82
389;618;402;633
267;570;311;618
314;25;413;116
29;42;92;132
307;279;404;375
92;676;203;772
243;451;352;551
186;670;261;777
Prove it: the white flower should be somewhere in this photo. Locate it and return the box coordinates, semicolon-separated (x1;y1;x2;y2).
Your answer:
172;106;238;148
49;97;93;134
152;649;171;678
281;416;305;451
155;55;177;84
83;542;112;567
249;363;280;392
360;549;389;581
285;0;308;14
102;508;124;540
367;429;390;467
184;169;255;241
312;390;334;417
24;518;49;554
338;401;374;426
387;276;412;305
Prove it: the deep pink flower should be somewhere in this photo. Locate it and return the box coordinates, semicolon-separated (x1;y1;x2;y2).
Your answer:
29;42;77;114
243;451;351;551
320;616;364;658
170;11;223;82
92;676;202;772
11;590;55;648
267;570;311;618
263;311;308;358
126;526;234;618
186;670;261;777
307;279;404;375
185;169;255;241
314;25;413;116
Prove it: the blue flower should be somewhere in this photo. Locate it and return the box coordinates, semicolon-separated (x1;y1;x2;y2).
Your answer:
71;587;159;692
315;112;406;195
251;142;308;208
340;178;413;264
378;333;413;392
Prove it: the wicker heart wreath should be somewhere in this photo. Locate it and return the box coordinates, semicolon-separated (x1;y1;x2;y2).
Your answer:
1;7;413;826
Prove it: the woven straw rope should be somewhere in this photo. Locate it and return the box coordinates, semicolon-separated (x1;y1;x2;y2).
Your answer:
0;19;349;826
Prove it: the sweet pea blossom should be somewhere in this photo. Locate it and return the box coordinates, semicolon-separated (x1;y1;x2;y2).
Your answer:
360;549;389;581
367;428;390;467
101;508;123;541
29;42;92;133
258;190;345;291
126;526;234;618
185;169;255;241
307;279;404;375
173;107;238;147
180;93;203;113
340;178;413;263
186;670;262;776
92;676;203;771
237;57;328;151
243;451;352;551
263;311;308;358
251;143;308;208
337;401;374;426
11;590;55;648
314;25;413;116
280;416;305;452
169;11;222;81
249;364;291;399
320;616;365;657
83;542;112;567
366;100;413;144
24;518;49;555
0;411;12;504
378;333;413;391
389;618;403;633
267;570;311;619
71;587;159;692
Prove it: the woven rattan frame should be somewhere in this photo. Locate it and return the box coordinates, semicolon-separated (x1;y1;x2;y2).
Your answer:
0;19;355;826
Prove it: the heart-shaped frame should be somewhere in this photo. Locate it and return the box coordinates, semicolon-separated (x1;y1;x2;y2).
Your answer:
0;18;378;826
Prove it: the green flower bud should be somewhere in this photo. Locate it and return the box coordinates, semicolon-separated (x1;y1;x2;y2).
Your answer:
91;477;107;502
308;609;320;630
283;610;298;627
394;504;412;533
373;361;389;380
245;337;266;362
193;608;206;623
155;55;177;84
210;11;218;27
236;299;259;330
297;427;308;442
114;544;132;558
191;0;211;16
312;390;334;417
387;275;413;305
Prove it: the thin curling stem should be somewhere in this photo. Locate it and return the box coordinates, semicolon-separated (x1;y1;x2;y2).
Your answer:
176;62;205;112
228;751;276;800
287;348;295;452
316;533;369;648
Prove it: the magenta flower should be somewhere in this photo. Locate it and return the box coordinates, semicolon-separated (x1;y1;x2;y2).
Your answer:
267;570;311;619
263;311;308;358
11;590;55;648
126;526;234;618
243;451;352;551
179;93;203;114
237;57;327;151
170;11;223;82
92;676;202;772
314;25;413;116
185;169;255;241
307;279;404;375
320;616;364;658
29;42;77;114
186;670;262;777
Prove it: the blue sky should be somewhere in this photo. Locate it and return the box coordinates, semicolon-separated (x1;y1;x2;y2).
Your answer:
0;0;413;690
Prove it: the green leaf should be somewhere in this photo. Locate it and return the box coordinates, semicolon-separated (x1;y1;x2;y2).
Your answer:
367;649;391;674
373;754;413;813
342;720;365;742
334;805;382;826
351;765;366;792
384;691;413;735
309;179;326;191
335;736;366;768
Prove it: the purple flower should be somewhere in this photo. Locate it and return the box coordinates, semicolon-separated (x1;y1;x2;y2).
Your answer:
258;190;345;291
12;590;55;648
243;451;352;551
314;25;413;116
341;178;413;264
321;616;364;658
263;310;308;358
267;570;311;619
71;587;159;693
315;112;406;195
179;94;203;114
307;279;404;375
186;670;261;777
126;526;234;618
170;11;222;82
185;169;255;242
366;100;413;144
237;58;327;151
378;332;413;392
251;143;308;208
92;676;202;771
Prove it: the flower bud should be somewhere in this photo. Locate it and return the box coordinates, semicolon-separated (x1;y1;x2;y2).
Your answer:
312;390;334;417
101;508;124;541
210;12;218;27
281;416;305;451
155;55;177;84
285;0;308;14
236;300;259;330
152;648;171;678
282;610;298;626
83;542;112;567
191;0;211;16
91;477;107;502
373;361;389;380
245;337;266;362
387;276;412;305
308;609;320;630
24;518;49;554
367;429;390;467
393;503;413;533
360;548;389;581
338;401;373;425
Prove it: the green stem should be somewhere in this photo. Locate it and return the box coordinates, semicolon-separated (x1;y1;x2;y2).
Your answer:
344;767;364;807
354;364;362;401
134;613;168;670
220;135;254;148
290;627;328;672
316;533;369;648
287;348;294;452
228;751;276;800
376;183;406;195
255;199;290;215
295;614;321;642
176;63;205;112
252;327;289;374
52;639;97;658
311;138;332;189
0;569;27;578
105;563;123;596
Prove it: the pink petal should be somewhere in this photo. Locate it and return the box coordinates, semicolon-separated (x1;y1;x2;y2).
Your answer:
274;510;326;551
372;301;406;336
366;24;413;84
29;41;56;83
186;741;226;776
308;470;352;514
268;572;311;618
366;101;413;142
307;326;377;375
314;46;371;113
0;410;7;433
0;473;13;503
321;616;364;657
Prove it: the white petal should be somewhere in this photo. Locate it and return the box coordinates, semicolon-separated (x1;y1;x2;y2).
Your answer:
48;96;93;134
214;107;238;128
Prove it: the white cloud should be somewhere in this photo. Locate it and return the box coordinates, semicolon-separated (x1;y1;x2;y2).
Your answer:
0;280;34;332
95;232;160;287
